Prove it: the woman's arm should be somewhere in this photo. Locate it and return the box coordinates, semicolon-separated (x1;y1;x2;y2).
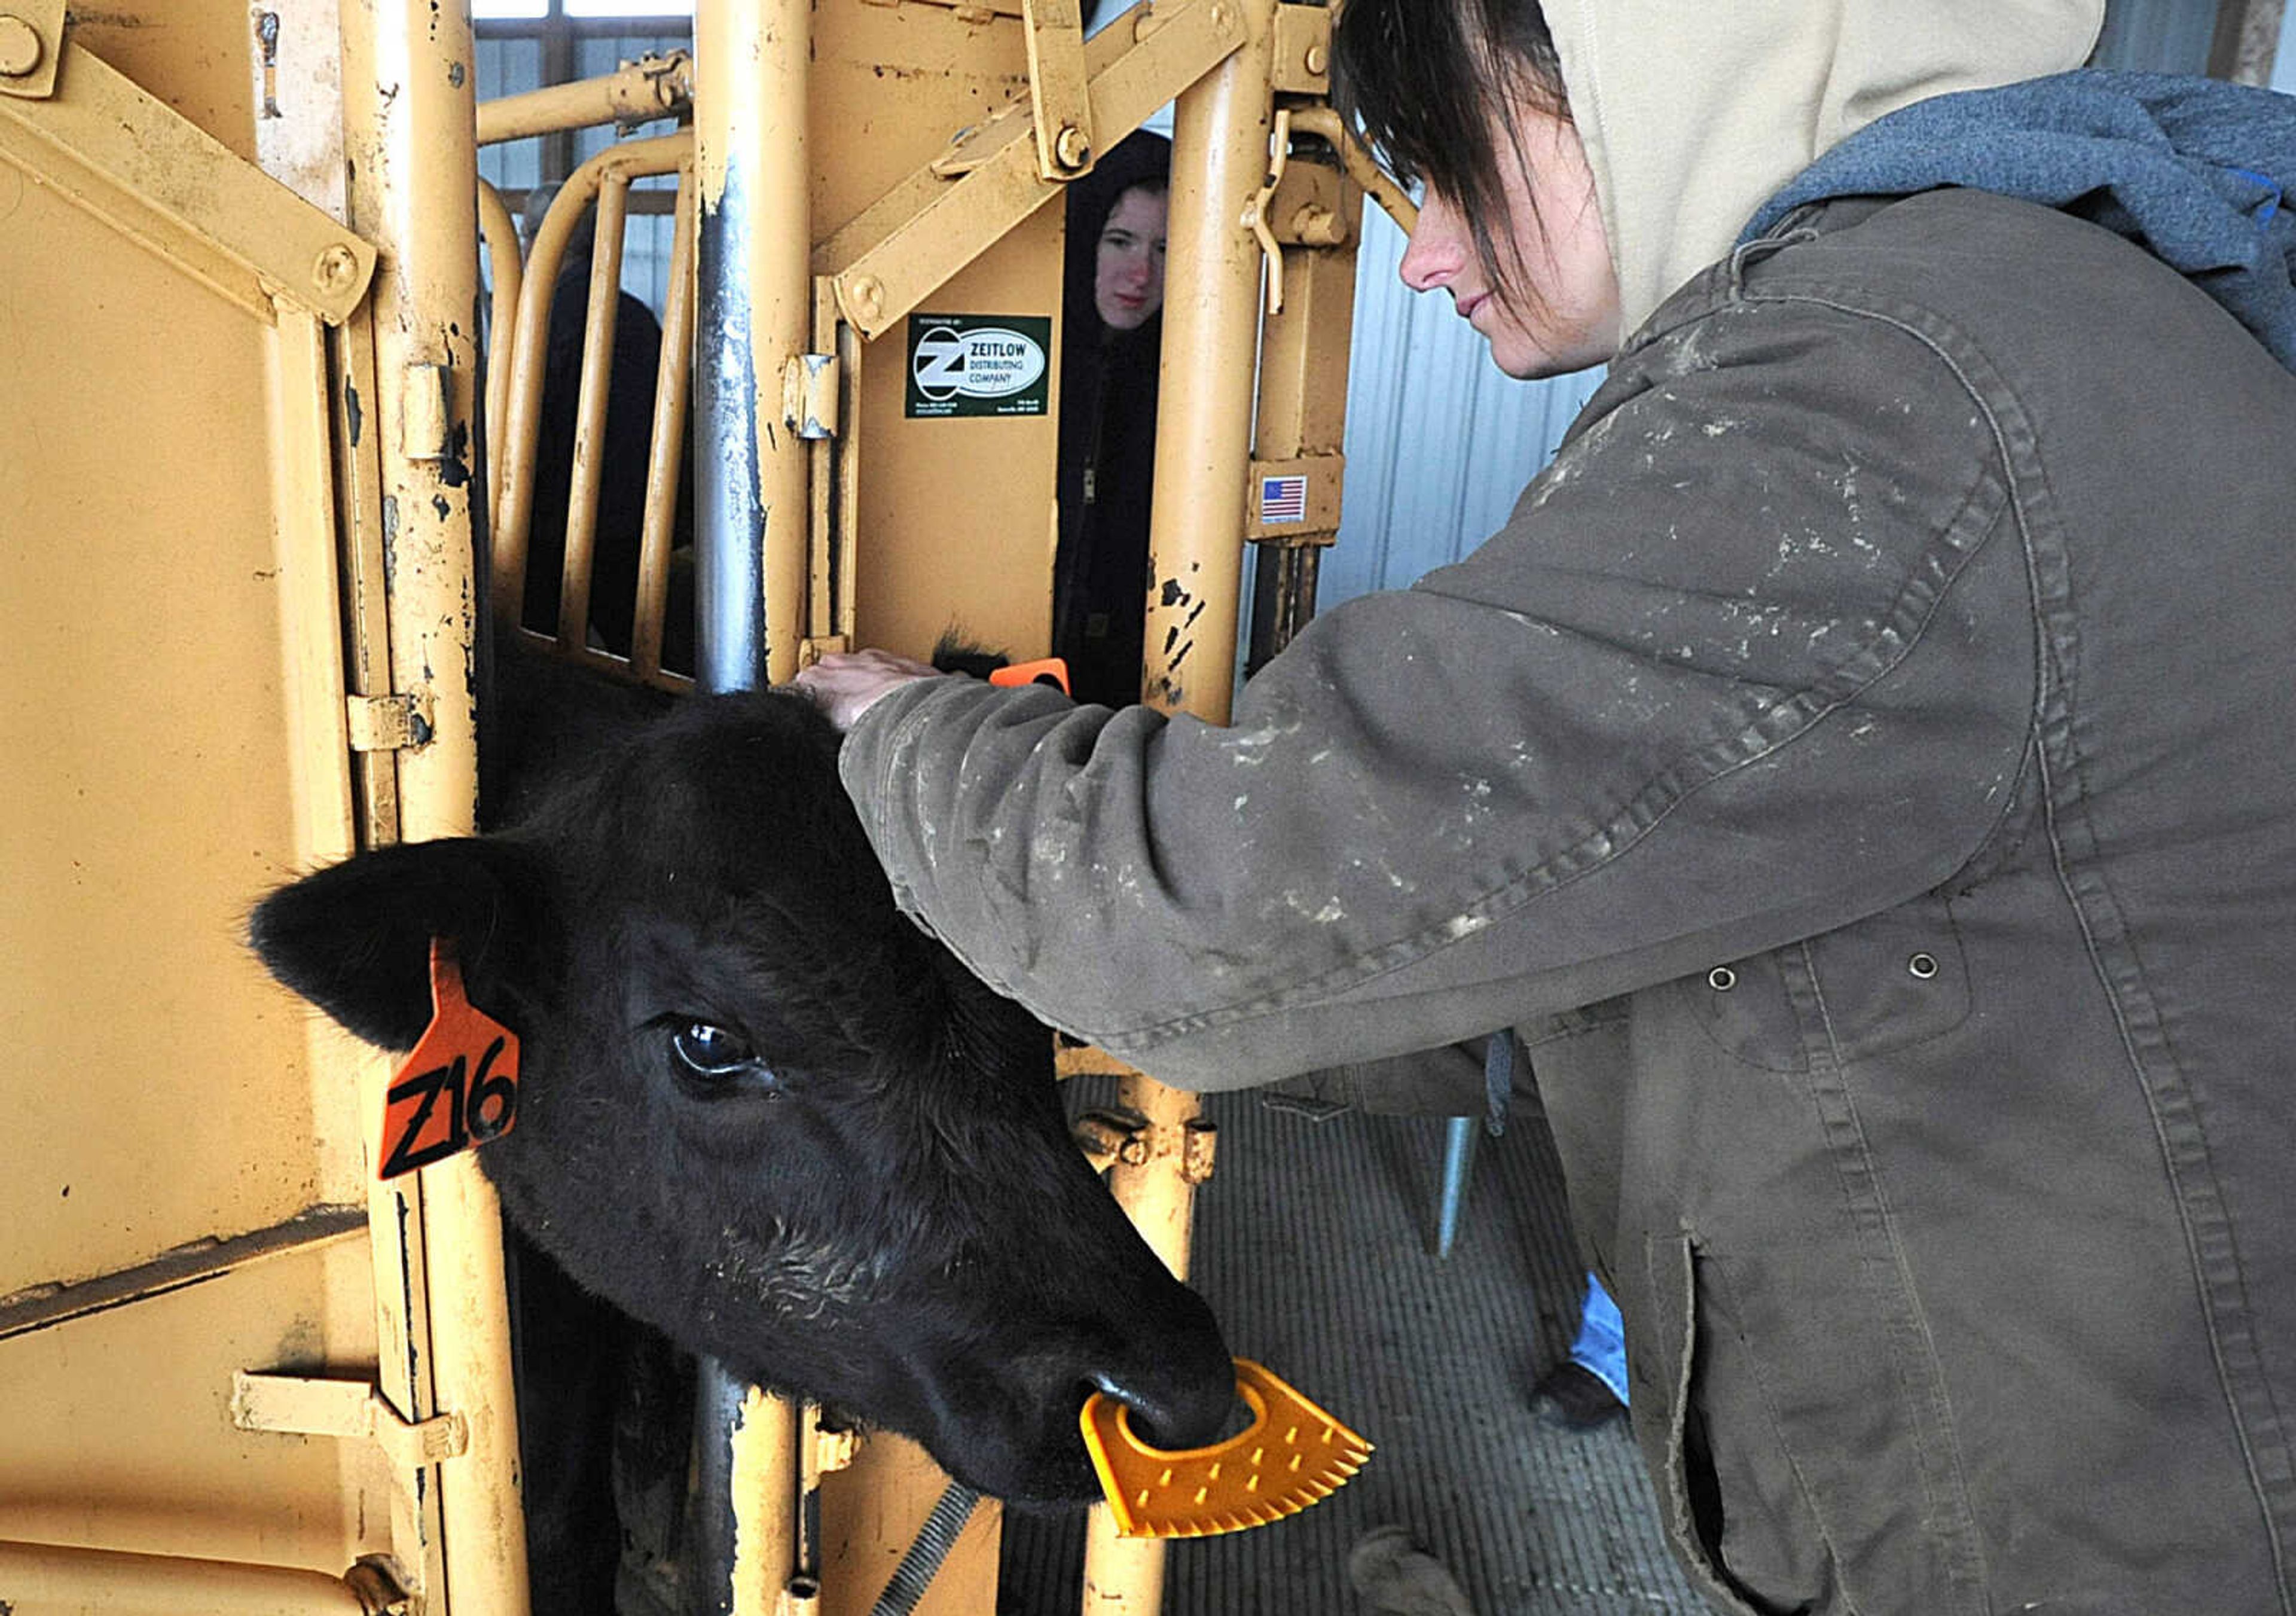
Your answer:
839;298;2037;1090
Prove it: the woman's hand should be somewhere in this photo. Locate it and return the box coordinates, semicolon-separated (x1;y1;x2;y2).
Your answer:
788;648;944;732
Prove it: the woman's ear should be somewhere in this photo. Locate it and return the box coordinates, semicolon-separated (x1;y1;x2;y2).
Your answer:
248;836;549;1051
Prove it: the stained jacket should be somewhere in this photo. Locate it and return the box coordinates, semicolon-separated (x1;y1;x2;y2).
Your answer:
843;186;2296;1609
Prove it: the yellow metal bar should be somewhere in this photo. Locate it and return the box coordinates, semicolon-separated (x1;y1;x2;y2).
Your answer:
558;169;631;648
1244;144;1360;670
491;132;690;635
478;178;524;530
0;1540;379;1616
1287;105;1417;233
328;312;404;852
807;278;842;650
633;157;698;682
1022;0;1095;179
477;50;694;145
339;3;529;1612
686;2;811;1595
694;0;811;687
730;1388;802;1616
833;314;863;648
0;39;375;325
1139;0;1273;717
264;296;365;864
231;1370;471;1469
1085;2;1277;1608
818;0;1247;341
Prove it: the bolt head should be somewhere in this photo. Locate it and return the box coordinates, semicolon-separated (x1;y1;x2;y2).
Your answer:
313;244;361;294
1054;126;1092;170
1304;42;1329;75
850;275;885;320
0;15;45;78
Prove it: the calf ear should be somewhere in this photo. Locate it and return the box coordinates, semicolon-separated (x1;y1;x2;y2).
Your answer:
249;836;548;1052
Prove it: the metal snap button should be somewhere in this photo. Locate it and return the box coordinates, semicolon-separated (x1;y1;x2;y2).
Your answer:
1707;966;1737;992
1907;952;1939;980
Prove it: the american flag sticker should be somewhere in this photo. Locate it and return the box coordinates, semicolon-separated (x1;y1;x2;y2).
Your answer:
1260;474;1309;525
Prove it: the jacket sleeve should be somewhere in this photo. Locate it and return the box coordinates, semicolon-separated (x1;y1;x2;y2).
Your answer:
838;296;2039;1091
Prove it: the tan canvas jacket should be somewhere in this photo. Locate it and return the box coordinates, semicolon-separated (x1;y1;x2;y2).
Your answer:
843;189;2296;1611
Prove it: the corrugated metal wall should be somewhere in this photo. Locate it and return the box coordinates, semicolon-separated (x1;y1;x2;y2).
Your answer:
1324;205;1604;612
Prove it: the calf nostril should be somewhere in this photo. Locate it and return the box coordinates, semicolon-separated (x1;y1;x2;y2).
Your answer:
1092;1367;1244;1452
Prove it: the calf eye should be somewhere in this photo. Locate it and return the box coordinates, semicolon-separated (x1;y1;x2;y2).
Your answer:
670;1021;771;1085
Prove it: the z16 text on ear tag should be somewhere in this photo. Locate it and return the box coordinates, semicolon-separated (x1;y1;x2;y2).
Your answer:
378;940;521;1181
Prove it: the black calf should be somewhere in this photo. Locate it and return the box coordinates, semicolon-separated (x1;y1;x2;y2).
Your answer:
249;675;1234;1505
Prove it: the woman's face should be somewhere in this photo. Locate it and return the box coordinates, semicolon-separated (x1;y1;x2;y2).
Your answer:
1398;99;1620;379
1094;187;1169;332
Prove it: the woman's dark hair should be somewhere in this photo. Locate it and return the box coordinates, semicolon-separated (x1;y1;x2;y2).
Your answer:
1332;0;1568;303
1073;136;1171;257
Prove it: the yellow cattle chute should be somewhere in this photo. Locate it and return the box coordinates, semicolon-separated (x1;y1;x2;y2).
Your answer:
1;2;1379;1610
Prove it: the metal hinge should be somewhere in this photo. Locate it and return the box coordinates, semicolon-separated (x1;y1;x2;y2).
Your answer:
232;1372;469;1470
783;352;839;440
1271;2;1330;94
346;692;435;752
399;362;453;462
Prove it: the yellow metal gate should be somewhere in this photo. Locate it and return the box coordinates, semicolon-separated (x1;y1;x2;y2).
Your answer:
0;2;1397;1609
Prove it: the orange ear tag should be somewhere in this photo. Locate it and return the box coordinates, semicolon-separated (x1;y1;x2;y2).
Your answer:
377;940;521;1181
988;657;1071;695
1080;1358;1372;1538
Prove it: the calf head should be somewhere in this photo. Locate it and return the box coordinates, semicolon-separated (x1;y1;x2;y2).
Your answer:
250;688;1234;1501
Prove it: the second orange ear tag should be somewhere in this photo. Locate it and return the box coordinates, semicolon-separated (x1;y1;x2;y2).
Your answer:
988;657;1071;694
378;941;521;1181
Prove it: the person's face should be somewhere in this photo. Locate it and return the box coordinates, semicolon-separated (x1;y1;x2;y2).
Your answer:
1094;187;1168;331
1398;99;1620;379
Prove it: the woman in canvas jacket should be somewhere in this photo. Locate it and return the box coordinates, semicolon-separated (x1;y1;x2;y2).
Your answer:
798;1;2296;1608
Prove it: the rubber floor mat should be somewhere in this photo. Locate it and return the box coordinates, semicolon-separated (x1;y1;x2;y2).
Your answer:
1000;1081;1703;1615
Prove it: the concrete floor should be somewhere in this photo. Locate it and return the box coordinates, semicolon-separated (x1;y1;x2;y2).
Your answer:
1000;1081;1705;1615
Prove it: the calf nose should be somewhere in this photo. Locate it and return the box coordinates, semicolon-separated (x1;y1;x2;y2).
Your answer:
1092;1292;1238;1450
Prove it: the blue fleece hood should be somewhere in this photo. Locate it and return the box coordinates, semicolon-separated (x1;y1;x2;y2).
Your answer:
1742;71;2296;372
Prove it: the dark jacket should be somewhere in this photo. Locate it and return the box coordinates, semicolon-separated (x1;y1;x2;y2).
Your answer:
1051;135;1167;706
842;187;2296;1610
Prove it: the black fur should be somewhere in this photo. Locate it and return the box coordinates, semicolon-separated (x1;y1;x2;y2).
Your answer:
248;668;1233;1503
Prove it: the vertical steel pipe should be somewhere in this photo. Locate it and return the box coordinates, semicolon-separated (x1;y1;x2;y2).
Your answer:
337;3;529;1611
692;1370;803;1616
1086;8;1278;1612
634;160;700;681
1436;1114;1478;1260
1138;0;1276;722
559;170;631;647
477;178;523;532
692;2;812;1610
491;135;689;637
694;0;812;691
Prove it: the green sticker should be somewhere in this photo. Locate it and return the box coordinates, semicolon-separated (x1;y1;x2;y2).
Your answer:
905;314;1052;419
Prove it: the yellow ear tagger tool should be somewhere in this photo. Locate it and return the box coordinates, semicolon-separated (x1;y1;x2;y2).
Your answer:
1079;1358;1372;1538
